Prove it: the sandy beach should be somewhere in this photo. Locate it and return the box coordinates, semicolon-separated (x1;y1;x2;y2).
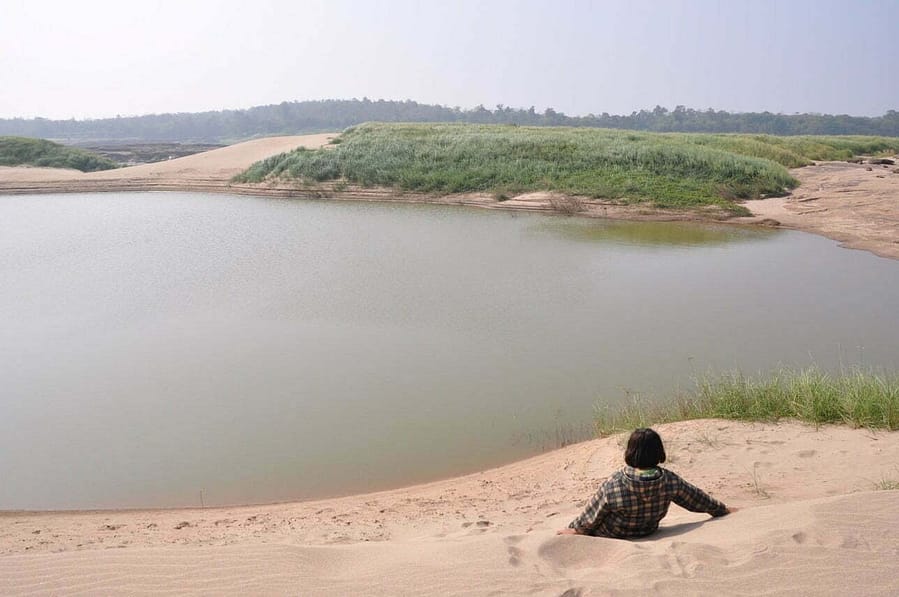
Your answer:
2;137;899;594
2;420;898;595
742;160;899;260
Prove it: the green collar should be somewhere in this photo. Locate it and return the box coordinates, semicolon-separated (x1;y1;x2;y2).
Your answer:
630;466;660;478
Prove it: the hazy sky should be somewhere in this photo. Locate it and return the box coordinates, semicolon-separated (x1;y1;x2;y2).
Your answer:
2;0;896;119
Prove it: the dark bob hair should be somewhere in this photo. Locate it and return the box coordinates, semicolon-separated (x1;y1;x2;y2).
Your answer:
624;428;666;468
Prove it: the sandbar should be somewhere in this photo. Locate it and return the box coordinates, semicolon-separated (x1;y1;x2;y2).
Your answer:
1;134;897;260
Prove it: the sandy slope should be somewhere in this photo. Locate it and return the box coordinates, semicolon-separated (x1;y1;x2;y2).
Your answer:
2;420;898;595
0;134;334;190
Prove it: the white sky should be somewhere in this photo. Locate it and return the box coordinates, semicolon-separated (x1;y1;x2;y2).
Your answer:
1;0;896;119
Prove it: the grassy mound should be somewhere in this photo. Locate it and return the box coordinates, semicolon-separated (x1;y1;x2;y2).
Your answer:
0;136;118;172
233;124;899;214
595;367;899;435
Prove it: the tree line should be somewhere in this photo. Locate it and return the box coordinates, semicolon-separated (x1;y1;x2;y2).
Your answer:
1;99;896;143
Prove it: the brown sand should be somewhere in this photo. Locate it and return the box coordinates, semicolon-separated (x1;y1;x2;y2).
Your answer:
741;160;899;260
2;420;898;595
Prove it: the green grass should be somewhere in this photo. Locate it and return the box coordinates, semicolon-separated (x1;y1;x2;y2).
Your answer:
875;477;899;490
0;136;118;172
685;134;899;168
233;123;899;215
594;367;899;436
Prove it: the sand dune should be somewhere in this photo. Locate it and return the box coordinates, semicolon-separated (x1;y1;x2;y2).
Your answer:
0;134;333;190
4;496;896;597
2;420;897;595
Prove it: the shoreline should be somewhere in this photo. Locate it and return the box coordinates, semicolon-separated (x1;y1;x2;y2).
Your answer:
2;170;894;258
0;170;747;222
3;418;897;529
734;160;899;260
1;134;897;260
2;419;898;595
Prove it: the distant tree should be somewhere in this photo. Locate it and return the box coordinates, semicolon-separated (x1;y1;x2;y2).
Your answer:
1;99;896;143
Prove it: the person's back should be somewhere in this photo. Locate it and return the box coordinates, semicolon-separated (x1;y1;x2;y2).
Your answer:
559;428;731;538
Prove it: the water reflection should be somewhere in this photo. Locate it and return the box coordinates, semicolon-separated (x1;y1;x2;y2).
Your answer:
537;218;775;247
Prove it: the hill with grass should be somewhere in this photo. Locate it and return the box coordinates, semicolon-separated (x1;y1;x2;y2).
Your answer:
234;123;899;214
0;136;118;172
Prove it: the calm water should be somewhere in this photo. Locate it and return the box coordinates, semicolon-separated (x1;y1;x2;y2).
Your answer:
2;192;898;510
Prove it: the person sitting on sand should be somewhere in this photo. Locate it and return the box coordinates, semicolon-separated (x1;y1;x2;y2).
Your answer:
558;428;732;538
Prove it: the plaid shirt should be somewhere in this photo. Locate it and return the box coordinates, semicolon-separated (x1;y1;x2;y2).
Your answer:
568;466;727;538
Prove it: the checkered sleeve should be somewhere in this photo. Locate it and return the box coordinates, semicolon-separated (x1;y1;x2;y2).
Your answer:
568;483;612;532
670;472;728;516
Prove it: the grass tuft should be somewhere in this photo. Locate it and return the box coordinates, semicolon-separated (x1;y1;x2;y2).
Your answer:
594;367;899;436
874;477;899;491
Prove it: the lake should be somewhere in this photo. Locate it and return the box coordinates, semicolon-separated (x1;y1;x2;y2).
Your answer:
1;192;897;510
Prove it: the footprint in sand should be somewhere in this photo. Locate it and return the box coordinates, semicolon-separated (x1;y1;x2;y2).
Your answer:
797;450;816;458
507;545;523;567
663;543;700;578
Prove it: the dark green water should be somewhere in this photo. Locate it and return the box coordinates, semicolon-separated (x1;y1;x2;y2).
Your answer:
1;192;897;509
